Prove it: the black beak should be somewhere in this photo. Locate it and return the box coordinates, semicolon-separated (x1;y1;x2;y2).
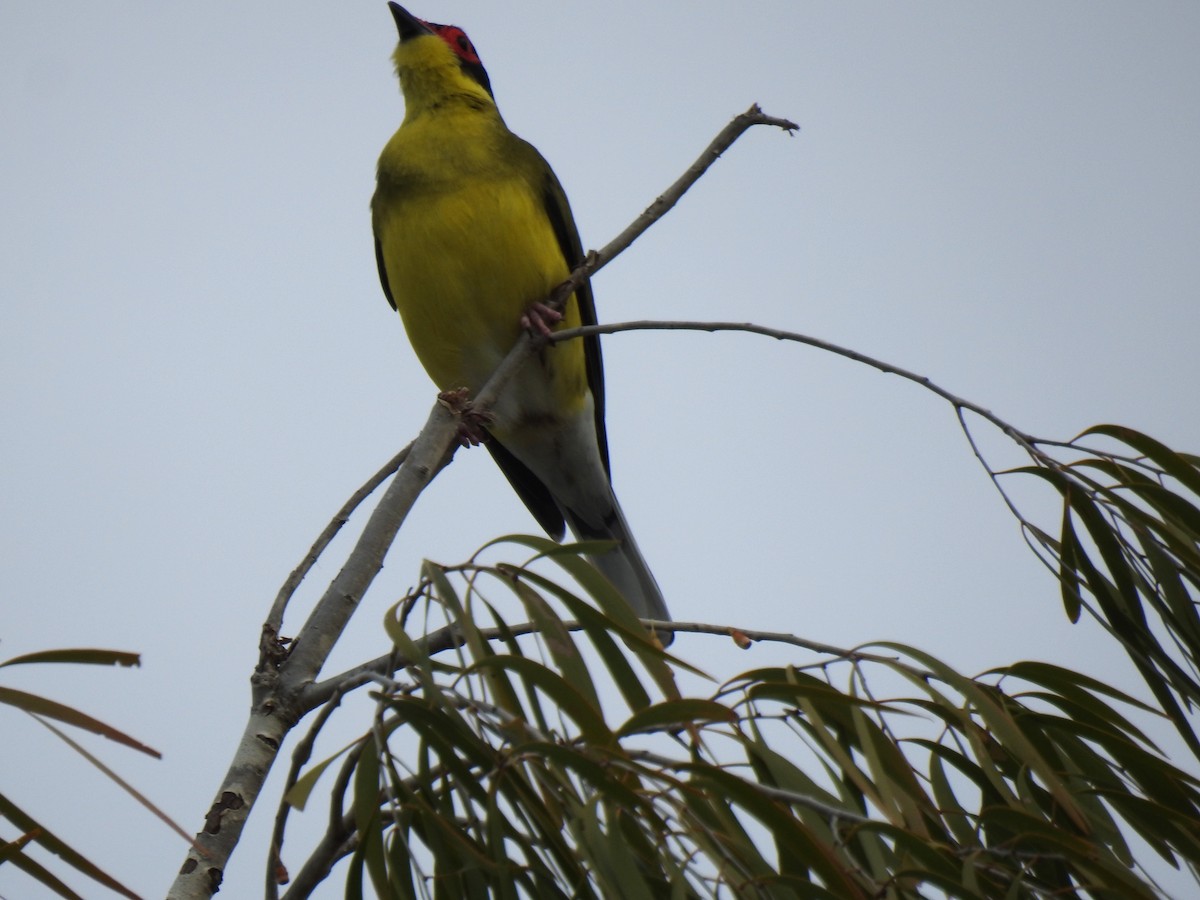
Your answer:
388;3;432;41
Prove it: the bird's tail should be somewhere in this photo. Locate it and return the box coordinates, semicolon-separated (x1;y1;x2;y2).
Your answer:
565;495;672;638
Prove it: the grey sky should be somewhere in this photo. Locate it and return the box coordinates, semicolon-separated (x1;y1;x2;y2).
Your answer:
3;2;1199;896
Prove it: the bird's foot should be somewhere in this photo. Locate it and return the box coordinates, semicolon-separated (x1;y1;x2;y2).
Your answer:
437;388;492;447
520;301;563;338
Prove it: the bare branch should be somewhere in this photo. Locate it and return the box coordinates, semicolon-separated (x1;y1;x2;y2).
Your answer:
584;106;798;284
550;318;1042;456
264;445;411;636
265;685;349;900
303;616;899;711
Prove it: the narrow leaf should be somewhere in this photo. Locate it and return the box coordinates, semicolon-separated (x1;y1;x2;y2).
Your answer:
0;649;141;669
0;687;158;757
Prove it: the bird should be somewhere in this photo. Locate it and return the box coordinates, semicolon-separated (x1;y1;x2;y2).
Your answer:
371;3;671;633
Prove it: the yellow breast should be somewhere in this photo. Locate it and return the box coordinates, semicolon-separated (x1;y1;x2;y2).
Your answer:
373;112;586;422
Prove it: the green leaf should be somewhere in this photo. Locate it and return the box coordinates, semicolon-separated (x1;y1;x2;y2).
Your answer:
743;730;845;816
850;704;935;836
284;741;356;811
615;699;734;737
924;749;979;847
383;829;418;900
0;648;140;669
513;565;666;712
494;535;686;691
1080;424;1200;497
694;766;867;897
1058;501;1084;622
0;687;159;757
998;660;1159;716
579;796;656;900
0;792;139;899
677;779;780;887
385;698;496;790
1;848;86;900
510;576;601;712
525;742;648;813
1063;484;1142;622
873;644;1090;832
351;734;388;898
469;655;613;744
1142;536;1200;650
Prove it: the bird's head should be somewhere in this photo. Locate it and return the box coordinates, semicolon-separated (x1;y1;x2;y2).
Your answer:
388;3;494;109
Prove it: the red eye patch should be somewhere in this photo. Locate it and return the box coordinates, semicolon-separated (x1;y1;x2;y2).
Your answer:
425;21;482;65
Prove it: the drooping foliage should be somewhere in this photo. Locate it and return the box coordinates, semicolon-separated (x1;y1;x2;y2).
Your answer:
274;420;1200;900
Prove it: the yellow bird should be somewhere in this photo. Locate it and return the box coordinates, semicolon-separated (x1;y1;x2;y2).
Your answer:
372;3;671;627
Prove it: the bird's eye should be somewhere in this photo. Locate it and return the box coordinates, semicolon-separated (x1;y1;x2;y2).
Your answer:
457;35;472;54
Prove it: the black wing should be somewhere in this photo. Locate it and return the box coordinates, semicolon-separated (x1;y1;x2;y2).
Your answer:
483;139;608;539
371;171;400;312
535;151;609;473
374;235;397;312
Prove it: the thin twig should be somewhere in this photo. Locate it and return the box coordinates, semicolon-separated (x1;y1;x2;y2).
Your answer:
583;106;798;283
265;444;412;637
265;685;348;899
551;318;1046;457
31;713;197;848
304;616;897;711
280;743;364;900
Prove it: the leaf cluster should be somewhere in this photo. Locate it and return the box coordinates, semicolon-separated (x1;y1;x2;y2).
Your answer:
1010;425;1200;760
0;648;150;899
277;537;1200;899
